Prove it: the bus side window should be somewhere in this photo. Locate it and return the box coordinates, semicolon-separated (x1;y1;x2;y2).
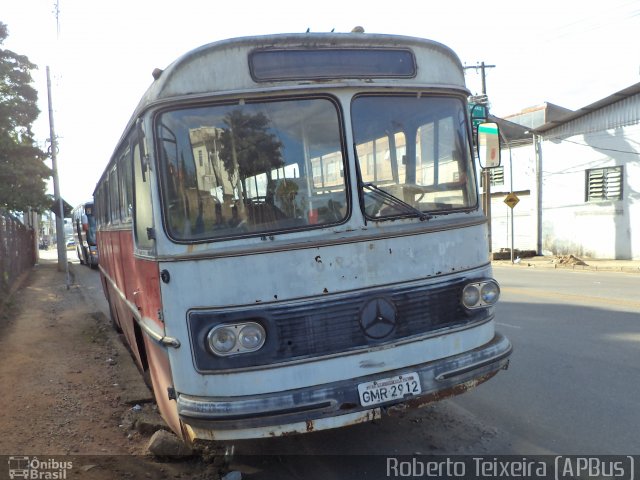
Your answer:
133;137;154;250
119;147;133;221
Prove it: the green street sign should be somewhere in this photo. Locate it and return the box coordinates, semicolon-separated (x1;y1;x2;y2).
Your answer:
469;104;488;121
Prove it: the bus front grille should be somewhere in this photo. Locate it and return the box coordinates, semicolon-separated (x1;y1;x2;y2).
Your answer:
188;276;489;371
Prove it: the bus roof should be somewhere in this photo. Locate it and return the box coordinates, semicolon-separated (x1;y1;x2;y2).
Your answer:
100;32;468;191
136;32;465;111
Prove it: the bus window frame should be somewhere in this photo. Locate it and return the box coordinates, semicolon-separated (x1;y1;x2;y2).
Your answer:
108;166;120;225
118;145;134;224
248;47;417;82
351;92;479;220
152;94;352;245
132;126;156;252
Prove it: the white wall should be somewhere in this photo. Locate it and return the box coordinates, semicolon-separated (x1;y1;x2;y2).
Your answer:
540;124;640;259
490;193;536;252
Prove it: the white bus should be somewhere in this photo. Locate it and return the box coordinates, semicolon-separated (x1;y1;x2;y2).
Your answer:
94;31;511;444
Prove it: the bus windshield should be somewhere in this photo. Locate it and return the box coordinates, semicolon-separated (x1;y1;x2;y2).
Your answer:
156;97;348;241
352;95;477;219
86;213;97;245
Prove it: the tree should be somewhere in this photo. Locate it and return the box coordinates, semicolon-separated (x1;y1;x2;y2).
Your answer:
0;22;51;212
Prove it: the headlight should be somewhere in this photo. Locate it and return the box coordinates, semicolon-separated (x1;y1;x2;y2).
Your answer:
208;326;237;354
207;322;266;356
462;280;500;309
239;324;265;350
462;284;481;307
481;281;500;304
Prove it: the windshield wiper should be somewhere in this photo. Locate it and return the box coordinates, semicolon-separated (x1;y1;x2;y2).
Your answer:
361;182;432;221
353;143;431;222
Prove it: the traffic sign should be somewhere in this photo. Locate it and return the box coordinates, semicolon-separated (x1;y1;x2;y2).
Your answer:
504;192;519;209
469;103;488;130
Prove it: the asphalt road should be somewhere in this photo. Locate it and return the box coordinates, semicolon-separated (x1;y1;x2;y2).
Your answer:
453;265;640;455
72;259;639;478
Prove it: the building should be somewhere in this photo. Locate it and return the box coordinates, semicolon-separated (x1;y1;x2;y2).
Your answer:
534;83;640;260
488;83;640;260
504;102;573;130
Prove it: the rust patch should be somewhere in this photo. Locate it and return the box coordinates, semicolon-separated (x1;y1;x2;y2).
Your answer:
306;420;314;432
340;408;382;427
386;371;498;417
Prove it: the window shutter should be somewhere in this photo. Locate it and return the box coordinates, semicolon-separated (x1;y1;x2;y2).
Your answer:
587;166;622;201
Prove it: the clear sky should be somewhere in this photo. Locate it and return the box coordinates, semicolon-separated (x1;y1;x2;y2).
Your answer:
3;0;639;207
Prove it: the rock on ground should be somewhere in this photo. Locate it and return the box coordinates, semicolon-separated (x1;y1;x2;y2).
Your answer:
146;429;193;457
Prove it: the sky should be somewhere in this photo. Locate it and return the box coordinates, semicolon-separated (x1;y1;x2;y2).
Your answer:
3;0;639;207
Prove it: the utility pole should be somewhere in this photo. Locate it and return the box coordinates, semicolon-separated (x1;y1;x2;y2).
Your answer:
45;1;69;288
533;133;543;256
464;61;496;253
463;62;496;96
47;66;69;288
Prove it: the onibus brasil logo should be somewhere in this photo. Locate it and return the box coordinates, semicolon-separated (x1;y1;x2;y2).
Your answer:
8;457;73;479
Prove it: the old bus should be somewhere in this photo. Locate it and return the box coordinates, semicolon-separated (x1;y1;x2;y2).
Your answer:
71;201;99;267
94;32;511;443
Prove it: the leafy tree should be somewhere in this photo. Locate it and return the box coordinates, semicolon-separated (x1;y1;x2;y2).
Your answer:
0;22;51;212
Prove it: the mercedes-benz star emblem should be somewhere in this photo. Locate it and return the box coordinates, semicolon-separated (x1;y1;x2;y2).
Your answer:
359;297;397;339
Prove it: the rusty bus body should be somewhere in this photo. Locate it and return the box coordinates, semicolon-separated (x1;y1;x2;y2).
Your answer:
94;32;511;443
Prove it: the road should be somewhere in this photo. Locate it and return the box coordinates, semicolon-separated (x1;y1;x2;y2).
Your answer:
72;259;639;477
454;266;640;455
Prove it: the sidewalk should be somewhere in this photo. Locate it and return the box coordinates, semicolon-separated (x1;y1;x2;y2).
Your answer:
0;253;215;478
492;254;640;273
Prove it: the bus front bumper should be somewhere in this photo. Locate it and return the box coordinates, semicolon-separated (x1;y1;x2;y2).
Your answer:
177;332;512;442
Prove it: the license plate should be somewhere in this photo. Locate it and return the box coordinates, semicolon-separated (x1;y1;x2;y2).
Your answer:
358;372;422;407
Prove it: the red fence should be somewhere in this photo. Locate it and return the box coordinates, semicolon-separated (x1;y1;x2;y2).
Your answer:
0;211;36;302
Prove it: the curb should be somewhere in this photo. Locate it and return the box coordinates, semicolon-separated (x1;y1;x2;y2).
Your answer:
492;261;640;274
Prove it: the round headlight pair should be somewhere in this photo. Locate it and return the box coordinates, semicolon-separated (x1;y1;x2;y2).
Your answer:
462;280;500;309
207;322;266;356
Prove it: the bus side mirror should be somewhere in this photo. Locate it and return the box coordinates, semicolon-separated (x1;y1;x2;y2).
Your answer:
477;122;501;168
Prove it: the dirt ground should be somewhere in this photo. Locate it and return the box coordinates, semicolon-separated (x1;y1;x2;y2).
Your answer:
0;258;216;479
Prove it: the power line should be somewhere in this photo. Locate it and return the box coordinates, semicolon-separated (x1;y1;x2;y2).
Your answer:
554;137;640;155
463;62;496;96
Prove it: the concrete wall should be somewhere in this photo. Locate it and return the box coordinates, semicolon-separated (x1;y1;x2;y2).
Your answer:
540;123;640;259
